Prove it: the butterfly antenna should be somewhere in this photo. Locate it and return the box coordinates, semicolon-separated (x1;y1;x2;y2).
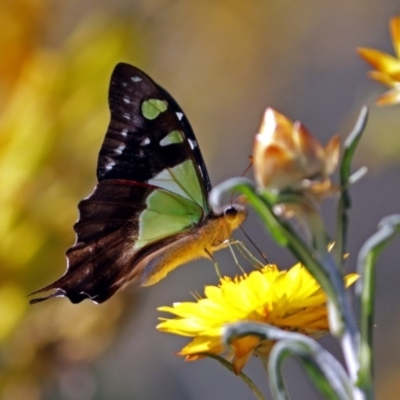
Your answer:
239;226;269;264
230;158;253;204
243;156;254;175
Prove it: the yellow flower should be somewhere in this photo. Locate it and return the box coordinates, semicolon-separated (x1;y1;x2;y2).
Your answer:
358;15;400;105
157;264;358;373
253;108;340;197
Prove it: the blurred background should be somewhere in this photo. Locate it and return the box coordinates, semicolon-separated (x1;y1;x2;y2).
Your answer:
1;1;399;399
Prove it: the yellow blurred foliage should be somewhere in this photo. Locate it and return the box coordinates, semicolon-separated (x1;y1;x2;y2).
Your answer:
0;2;143;398
0;0;48;98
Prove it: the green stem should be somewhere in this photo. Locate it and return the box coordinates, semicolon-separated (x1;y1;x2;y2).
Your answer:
204;353;267;400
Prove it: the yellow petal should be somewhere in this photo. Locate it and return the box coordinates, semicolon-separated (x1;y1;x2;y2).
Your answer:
323;135;340;175
232;353;253;374
390;16;400;58
344;273;359;287
357;47;400;74
179;334;224;355
376;87;400;105
231;335;260;374
279;307;328;331
368;70;398;87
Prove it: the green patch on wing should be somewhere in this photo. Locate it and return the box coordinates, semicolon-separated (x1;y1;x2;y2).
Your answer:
160;130;184;146
142;99;168;120
135;188;203;249
148;159;209;212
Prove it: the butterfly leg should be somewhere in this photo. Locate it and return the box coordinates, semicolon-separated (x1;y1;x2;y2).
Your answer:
226;240;246;274
231;240;265;269
205;249;222;279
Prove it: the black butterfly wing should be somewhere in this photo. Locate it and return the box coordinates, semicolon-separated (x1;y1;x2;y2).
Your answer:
31;181;149;303
97;63;211;193
30;63;212;304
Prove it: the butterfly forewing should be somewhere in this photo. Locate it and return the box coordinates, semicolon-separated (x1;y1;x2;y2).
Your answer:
97;63;211;210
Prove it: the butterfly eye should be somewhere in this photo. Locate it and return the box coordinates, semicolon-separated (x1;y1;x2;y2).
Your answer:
224;206;238;221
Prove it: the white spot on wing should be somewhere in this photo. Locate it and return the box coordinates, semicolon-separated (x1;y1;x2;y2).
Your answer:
122;82;128;87
131;76;142;82
123;113;130;120
121;129;128;137
123;97;131;104
188;139;197;150
138;150;144;157
105;160;116;171
141;137;151;146
176;112;184;120
114;144;125;155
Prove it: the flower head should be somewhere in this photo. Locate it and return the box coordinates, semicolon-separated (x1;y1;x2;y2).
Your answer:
157;264;357;373
253;108;340;197
358;16;400;105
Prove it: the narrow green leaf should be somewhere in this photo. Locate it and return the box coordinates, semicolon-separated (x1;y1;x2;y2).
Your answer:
335;106;368;269
341;106;368;185
356;214;400;396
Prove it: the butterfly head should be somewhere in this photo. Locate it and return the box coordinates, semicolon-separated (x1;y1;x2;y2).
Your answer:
222;204;247;231
208;203;247;244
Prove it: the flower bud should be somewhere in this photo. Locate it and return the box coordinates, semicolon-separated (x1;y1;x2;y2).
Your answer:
253;108;339;198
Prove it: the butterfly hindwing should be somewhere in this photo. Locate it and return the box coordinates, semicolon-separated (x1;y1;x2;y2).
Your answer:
52;180;204;303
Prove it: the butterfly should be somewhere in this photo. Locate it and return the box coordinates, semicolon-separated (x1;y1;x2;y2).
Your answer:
29;63;247;304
